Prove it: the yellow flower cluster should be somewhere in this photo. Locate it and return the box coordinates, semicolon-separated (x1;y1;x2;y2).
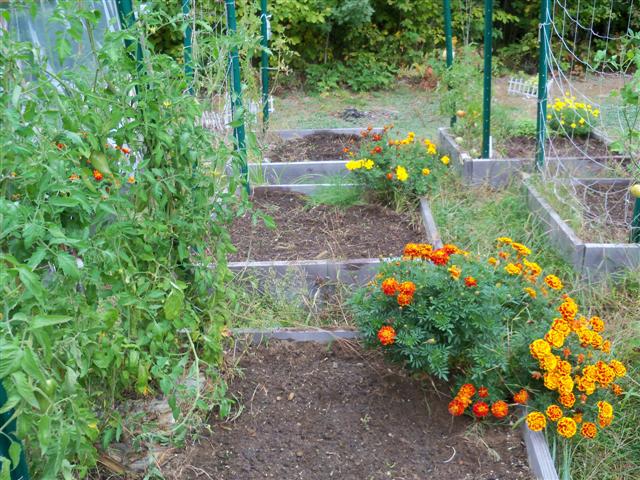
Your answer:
346;158;375;171
424;138;437;155
547;95;599;132
391;131;416;146
527;295;627;440
396;165;409;182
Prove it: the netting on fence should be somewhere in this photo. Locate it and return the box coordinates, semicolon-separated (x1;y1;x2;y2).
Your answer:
539;0;638;243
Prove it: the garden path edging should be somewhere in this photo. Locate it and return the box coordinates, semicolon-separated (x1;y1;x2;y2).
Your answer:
229;328;559;480
524;180;640;279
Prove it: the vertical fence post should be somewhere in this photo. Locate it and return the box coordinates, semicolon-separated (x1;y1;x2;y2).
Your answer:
481;0;493;159
225;0;248;190
631;188;640;243
443;0;455;127
115;0;143;75
536;0;551;170
0;382;30;480
260;0;270;129
182;0;194;94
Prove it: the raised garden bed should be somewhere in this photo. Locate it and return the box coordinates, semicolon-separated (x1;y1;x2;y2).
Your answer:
438;127;627;187
525;179;640;278
168;338;536;480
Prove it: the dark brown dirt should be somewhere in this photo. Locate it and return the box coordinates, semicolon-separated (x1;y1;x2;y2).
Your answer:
575;182;635;243
229;190;423;261
501;135;615;159
166;341;531;480
266;133;361;162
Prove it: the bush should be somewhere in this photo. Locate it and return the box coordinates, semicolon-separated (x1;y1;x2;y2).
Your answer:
547;95;599;137
342;127;451;205
350;238;564;396
1;5;240;478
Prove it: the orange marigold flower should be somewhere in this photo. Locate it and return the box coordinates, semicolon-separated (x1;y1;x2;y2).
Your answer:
556;360;572;376
544;329;565;348
598;415;612;428
464;276;478;288
558;298;578;320
56;142;65;150
557;417;577;438
398;281;416;296
472;401;490;418
127;176;136;184
551;318;571;336
498;251;509;260
386;172;394;180
488;257;498;266
573;412;583;424
562;347;571;359
372;133;382;141
545;405;563;422
397;293;413;307
93;169;103;181
403;243;433;259
442;244;460;255
121;146;131;155
589;316;604;332
597;400;613;418
448;398;466;416
491;400;509;419
458;383;476;398
544;274;563;290
559;392;576;408
523;287;537;298
371;146;382;154
514;389;529;405
511;242;531;257
448;265;462;280
381;278;399;296
457;394;472;408
577;353;585;364
478;387;489;398
430;249;450;266
581;422;597;439
530;339;552;359
611;384;623;396
526;411;546;431
601;340;611;353
69;173;80;181
523;259;542;276
377;325;396;346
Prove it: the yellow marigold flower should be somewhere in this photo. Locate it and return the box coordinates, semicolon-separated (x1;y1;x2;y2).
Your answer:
440;155;450;165
557;375;574;395
427;145;437;155
530;339;552;359
581;422;597;439
544;372;560;390
448;265;462;280
576;376;596;395
526;411;546;431
346;160;362;171
589;316;604;332
396;165;409;182
523;259;542;276
558;298;578;320
511;242;531;257
488;257;498;266
505;263;522;275
598;415;612;428
597;400;613;418
497;236;513;245
582;365;597;381
540;354;558;372
546;405;563;422
523;287;537;298
609;360;626;378
595;361;615;387
544;329;565;348
551;318;571;336
602;340;611;353
579;118;585;125
127;176;136;184
593;109;600;117
577;328;594;346
547;114;552;120
363;159;375;170
557;417;577;438
544;274;563;290
556;360;572;376
422;167;431;176
590;332;603;349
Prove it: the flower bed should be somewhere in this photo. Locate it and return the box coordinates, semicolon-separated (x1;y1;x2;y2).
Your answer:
525;180;640;278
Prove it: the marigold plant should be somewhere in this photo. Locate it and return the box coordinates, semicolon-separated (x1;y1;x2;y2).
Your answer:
547;95;599;137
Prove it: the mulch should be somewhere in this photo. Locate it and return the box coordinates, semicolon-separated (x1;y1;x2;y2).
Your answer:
164;340;532;480
501;135;615;160
228;190;423;261
266;132;360;162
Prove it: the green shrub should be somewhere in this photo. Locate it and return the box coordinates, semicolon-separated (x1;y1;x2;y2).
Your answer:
1;4;241;478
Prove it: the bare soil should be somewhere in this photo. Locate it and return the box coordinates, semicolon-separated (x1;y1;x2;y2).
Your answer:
229;190;423;261
164;340;532;480
575;181;635;243
266;132;360;162
500;135;615;159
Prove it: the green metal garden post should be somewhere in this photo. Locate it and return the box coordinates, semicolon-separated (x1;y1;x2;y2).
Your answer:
225;0;248;188
115;0;143;74
260;0;270;128
535;0;551;170
182;0;194;94
443;0;455;127
631;194;640;243
0;381;30;480
481;0;493;159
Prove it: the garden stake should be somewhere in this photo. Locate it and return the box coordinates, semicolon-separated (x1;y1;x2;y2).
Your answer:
261;0;270;129
443;0;455;127
631;194;640;243
115;0;144;81
182;0;194;94
225;0;249;191
481;0;493;159
0;382;30;480
535;0;551;170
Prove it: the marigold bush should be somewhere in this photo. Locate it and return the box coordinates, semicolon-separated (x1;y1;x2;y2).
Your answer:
343;126;450;203
350;237;565;394
547;95;599;137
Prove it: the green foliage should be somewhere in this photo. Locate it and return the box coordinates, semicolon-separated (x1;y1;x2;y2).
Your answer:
343;128;450;206
0;3;243;478
547;96;599;137
350;241;562;393
512;118;537;138
307;176;365;208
